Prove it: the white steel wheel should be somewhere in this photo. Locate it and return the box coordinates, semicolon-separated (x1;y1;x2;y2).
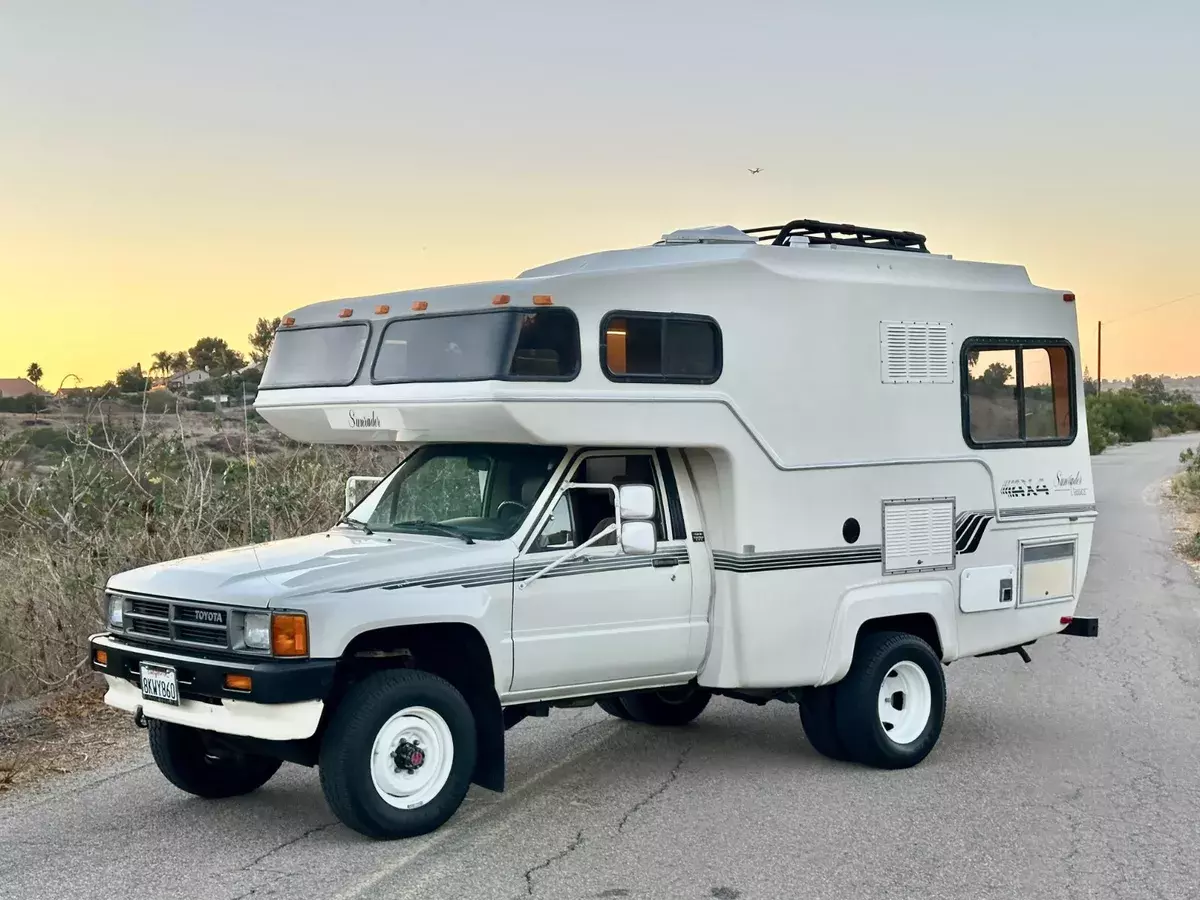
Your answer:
369;706;455;810
876;660;932;745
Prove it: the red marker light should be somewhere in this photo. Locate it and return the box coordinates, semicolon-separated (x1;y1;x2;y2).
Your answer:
1063;293;1075;303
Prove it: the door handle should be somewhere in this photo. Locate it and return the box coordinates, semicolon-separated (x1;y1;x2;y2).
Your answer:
651;557;679;568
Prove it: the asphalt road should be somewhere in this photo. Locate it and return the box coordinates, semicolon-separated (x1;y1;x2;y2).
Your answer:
3;435;1199;900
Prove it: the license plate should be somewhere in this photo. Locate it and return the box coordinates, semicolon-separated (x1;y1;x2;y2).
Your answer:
140;662;180;706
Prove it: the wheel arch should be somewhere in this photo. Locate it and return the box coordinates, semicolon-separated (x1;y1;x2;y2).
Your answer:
816;579;958;686
331;622;505;793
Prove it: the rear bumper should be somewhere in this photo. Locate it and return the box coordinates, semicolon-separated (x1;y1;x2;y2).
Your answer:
89;633;335;741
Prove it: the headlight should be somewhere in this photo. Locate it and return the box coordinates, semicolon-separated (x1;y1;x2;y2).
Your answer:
244;613;271;650
107;595;126;630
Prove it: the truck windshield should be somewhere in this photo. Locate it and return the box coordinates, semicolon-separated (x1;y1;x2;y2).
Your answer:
344;443;566;541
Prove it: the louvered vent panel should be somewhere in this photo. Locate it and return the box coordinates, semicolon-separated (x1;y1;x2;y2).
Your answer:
879;321;953;383
883;500;956;573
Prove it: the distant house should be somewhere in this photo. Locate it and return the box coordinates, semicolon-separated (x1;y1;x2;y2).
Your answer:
167;369;211;389
0;378;47;398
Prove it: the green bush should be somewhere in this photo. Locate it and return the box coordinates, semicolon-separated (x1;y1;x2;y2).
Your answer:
1087;390;1154;443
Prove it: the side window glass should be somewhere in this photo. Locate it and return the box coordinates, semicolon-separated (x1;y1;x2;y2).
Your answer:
966;348;1019;443
533;495;576;551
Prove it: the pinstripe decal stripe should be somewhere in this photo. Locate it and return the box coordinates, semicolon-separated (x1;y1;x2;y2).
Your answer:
712;546;882;572
337;546;692;592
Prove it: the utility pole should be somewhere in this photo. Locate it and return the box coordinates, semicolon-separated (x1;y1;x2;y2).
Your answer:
1096;320;1102;393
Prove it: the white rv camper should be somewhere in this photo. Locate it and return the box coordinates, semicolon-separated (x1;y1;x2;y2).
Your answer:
91;218;1099;840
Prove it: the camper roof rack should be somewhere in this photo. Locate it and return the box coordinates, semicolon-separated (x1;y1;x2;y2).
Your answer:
743;219;929;253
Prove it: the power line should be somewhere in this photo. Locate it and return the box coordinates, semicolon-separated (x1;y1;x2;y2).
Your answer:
1103;289;1200;325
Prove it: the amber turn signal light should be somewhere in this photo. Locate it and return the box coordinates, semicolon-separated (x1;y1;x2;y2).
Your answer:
375;304;391;315
411;300;429;312
338;308;353;318
532;295;553;306
224;673;252;691
492;294;511;305
272;614;309;657
281;317;295;327
93;649;108;667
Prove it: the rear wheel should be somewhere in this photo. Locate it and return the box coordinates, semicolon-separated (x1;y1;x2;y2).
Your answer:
596;696;635;720
798;685;851;761
620;684;711;726
148;719;282;798
319;669;477;840
833;631;945;769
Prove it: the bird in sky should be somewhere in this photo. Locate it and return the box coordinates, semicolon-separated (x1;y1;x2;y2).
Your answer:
747;167;762;175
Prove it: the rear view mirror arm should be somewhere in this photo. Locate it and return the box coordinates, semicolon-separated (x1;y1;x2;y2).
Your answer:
518;483;621;591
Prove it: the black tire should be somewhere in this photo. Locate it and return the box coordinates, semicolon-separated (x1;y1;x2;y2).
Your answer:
319;669;477;840
798;685;851;761
596;695;635;720
148;719;282;799
833;631;946;769
620;684;711;726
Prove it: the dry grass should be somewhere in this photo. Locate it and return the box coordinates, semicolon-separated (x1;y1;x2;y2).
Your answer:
0;403;396;701
1170;444;1200;570
0;680;135;795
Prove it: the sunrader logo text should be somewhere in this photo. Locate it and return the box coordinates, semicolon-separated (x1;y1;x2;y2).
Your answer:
348;410;381;429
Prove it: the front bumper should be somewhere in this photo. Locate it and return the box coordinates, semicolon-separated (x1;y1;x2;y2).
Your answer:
89;633;336;741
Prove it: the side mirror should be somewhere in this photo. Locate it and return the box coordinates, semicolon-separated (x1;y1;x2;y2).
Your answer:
619;520;657;556
345;475;383;514
618;483;656;521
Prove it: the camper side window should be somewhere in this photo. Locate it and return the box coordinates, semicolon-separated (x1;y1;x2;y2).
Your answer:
962;339;1076;448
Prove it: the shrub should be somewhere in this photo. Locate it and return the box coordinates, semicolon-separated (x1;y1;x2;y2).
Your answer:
0;413;394;700
1087;390;1154;443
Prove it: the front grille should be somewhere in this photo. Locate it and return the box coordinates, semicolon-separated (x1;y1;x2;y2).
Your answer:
121;596;232;651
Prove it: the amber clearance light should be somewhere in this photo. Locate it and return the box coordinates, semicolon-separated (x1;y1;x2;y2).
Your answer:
272;613;309;657
224;673;252;692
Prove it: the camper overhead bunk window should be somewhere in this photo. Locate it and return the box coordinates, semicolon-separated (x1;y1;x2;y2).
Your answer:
259;321;370;389
372;307;580;384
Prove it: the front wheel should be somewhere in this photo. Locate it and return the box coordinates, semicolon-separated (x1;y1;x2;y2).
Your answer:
620;684;711;726
833;631;946;769
148;720;282;798
319;669;477;840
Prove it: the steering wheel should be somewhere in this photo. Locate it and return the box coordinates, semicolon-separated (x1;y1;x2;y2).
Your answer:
496;500;527;521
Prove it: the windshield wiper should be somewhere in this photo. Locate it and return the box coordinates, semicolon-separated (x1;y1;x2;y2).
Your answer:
337;515;374;535
392;520;475;545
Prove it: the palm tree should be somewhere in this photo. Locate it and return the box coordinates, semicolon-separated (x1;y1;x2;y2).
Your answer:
26;362;43;390
170;351;189;374
151;351;175;379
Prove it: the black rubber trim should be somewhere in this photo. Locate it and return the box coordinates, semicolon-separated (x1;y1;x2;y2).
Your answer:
91;635;336;704
656;448;686;541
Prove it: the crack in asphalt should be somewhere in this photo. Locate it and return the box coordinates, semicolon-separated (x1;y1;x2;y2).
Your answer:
523;828;585;896
241;821;339;871
616;746;691;835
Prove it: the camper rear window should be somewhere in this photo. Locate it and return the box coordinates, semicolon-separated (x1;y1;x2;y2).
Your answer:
600;312;721;384
372;308;580;383
961;338;1076;448
259;323;370;389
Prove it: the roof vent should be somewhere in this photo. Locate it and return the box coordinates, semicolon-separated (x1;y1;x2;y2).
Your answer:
658;225;758;245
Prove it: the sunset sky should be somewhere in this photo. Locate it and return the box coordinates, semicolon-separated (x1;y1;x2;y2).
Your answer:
2;1;1198;390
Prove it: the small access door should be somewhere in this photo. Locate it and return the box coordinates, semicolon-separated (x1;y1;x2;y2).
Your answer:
508;450;694;694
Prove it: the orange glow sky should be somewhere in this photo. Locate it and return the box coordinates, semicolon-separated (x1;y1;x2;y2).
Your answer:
2;1;1198;390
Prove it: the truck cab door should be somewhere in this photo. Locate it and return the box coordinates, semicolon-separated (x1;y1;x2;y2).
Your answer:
508;450;695;694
